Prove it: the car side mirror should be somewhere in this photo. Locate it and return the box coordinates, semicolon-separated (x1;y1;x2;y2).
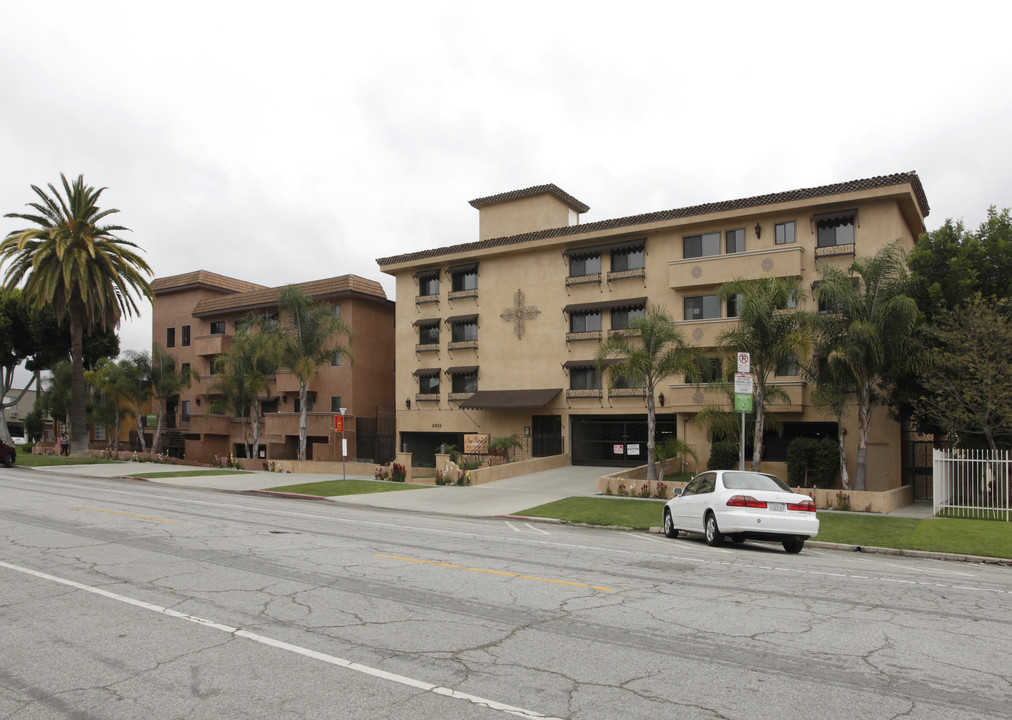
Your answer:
671;488;683;497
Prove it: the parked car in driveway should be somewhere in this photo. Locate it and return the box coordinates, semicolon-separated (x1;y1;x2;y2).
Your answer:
1;440;16;468
662;470;818;553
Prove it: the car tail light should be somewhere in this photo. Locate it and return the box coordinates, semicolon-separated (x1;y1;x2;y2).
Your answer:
787;499;817;512
726;495;767;508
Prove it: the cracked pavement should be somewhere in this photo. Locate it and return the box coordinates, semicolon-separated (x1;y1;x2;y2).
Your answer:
0;469;1009;719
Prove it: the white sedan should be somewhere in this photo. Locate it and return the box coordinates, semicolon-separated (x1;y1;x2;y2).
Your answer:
662;470;819;553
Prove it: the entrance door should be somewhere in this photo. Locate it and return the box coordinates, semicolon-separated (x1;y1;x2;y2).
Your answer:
532;415;563;457
571;414;676;466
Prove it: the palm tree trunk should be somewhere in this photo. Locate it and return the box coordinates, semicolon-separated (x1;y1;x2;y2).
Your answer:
251;399;262;462
68;304;89;456
298;381;308;462
135;408;147;452
751;383;766;472
855;383;872;491
837;414;850;490
646;393;657;481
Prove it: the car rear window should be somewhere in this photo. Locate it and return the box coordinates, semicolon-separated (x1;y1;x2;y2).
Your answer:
723;472;792;493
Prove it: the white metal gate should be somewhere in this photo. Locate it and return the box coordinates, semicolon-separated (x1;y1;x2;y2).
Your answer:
932;449;1011;521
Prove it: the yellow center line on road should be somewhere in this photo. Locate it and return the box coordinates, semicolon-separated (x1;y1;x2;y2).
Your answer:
376;554;612;592
72;506;178;523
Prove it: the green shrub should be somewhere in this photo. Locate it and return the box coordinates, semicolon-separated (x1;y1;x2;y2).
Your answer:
786;437;838;488
707;441;739;470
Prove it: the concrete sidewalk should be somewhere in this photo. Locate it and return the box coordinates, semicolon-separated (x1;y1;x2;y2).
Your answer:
37;462;623;518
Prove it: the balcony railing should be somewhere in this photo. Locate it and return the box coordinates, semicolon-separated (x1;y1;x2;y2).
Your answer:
668;245;804;290
193;333;232;357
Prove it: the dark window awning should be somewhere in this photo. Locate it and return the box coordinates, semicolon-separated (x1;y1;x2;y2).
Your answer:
445;366;479;375
412;317;440;327
563;358;618;370
811;208;857;225
563;296;647;314
412;367;441;377
458;388;561;410
445;313;479;325
564;238;646;257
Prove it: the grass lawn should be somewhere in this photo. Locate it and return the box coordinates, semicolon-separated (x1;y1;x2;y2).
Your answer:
15;453;121;467
266;479;429;496
130;470;252;479
517;496;1012;559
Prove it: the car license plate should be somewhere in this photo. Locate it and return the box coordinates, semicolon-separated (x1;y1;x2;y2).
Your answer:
768;502;786;512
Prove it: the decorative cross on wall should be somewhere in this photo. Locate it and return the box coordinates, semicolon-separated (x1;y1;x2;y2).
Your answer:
500;288;540;340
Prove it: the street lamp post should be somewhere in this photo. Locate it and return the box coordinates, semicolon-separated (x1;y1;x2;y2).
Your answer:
339;407;347;481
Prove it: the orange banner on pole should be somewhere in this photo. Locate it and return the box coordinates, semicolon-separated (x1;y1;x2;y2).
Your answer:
334;415;344;432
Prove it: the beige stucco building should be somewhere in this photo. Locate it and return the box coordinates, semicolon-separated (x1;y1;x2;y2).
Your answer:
150;271;396;465
377;172;929;491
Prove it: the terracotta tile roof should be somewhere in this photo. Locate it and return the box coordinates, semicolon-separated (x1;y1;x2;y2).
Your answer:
378;172;929;267
150;270;268;295
191;275;389;317
469;184;590;213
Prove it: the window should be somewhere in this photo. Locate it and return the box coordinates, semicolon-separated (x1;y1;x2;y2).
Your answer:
726;229;745;254
683;232;720;258
181;400;191;421
181;325;191;347
294;397;314;413
210;321;225;335
181;362;190;378
570;367;601;390
817;217;855;247
611;306;645;330
418;273;439;297
570;311;602;333
726;293;743;318
684;295;722;321
687;357;723;384
613;374;645;389
166;327;175;348
451;320;478;342
331;351;342;367
333;304;341;318
611;246;645;272
777;355;800;377
569;252;601;277
418;373;440;394
331;396;343;413
451;372;478;394
94;424;106;441
451;267;478;292
775;222;796;245
418;322;439;345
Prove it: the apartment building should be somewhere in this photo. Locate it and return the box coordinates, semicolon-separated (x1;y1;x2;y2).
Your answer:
376;173;929;490
150;271;396;464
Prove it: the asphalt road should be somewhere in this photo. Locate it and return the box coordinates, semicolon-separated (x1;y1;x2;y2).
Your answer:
1;467;1009;719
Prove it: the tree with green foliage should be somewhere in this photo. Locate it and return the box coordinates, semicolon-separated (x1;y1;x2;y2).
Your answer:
150;344;198;454
596;305;702;481
85;356;136;451
120;350;153;452
209;314;280;459
489;434;523;464
277;286;352;462
654;436;698;481
815;242;918;490
914;296;1012;450
1;174;151;455
718;276;811;472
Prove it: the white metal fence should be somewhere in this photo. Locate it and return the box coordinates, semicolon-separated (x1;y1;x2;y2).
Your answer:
932;449;1011;521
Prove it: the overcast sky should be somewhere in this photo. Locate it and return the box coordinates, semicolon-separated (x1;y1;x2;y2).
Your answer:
2;0;1011;380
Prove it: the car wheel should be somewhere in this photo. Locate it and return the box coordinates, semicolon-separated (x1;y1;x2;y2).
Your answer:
2;452;13;468
782;538;805;554
704;513;724;547
663;510;679;538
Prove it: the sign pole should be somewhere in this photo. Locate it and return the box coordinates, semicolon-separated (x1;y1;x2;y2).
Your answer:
338;408;347;481
735;352;752;472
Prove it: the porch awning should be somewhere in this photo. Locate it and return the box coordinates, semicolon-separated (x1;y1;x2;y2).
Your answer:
458;388;561;410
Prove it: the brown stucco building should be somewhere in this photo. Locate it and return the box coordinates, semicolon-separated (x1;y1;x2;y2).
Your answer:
377;172;929;492
150;271;395;464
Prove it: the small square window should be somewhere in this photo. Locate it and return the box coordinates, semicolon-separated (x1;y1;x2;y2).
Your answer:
166;327;175;348
331;396;343;413
684;295;722;321
452;372;478;394
687;357;723;384
569;253;601;277
817;218;855;248
611;306;645;330
451;321;477;342
611;246;645;272
210;321;225;335
418;323;439;344
777;355;800;377
418;374;440;394
570;367;601;390
331;351;342;367
451;267;478;292
775;222;796;245
570;311;602;333
419;273;439;297
726;294;743;318
726;229;745;254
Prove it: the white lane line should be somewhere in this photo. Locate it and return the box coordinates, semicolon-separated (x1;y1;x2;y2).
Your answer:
524;522;551;536
0;560;561;720
503;521;550;536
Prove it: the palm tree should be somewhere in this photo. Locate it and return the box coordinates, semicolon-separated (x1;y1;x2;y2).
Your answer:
150;344;198;454
815;242;918;490
654;436;698;482
718;276;812;472
85;357;134;451
277;286;352;462
1;174;152;455
595;305;702;481
121;350;153;452
209;314;280;460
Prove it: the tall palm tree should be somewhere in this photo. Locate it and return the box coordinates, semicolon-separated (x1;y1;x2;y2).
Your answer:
595;305;702;481
718;276;812;472
277;286;352;462
1;174;152;455
209;314;280;460
815;242;918;490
